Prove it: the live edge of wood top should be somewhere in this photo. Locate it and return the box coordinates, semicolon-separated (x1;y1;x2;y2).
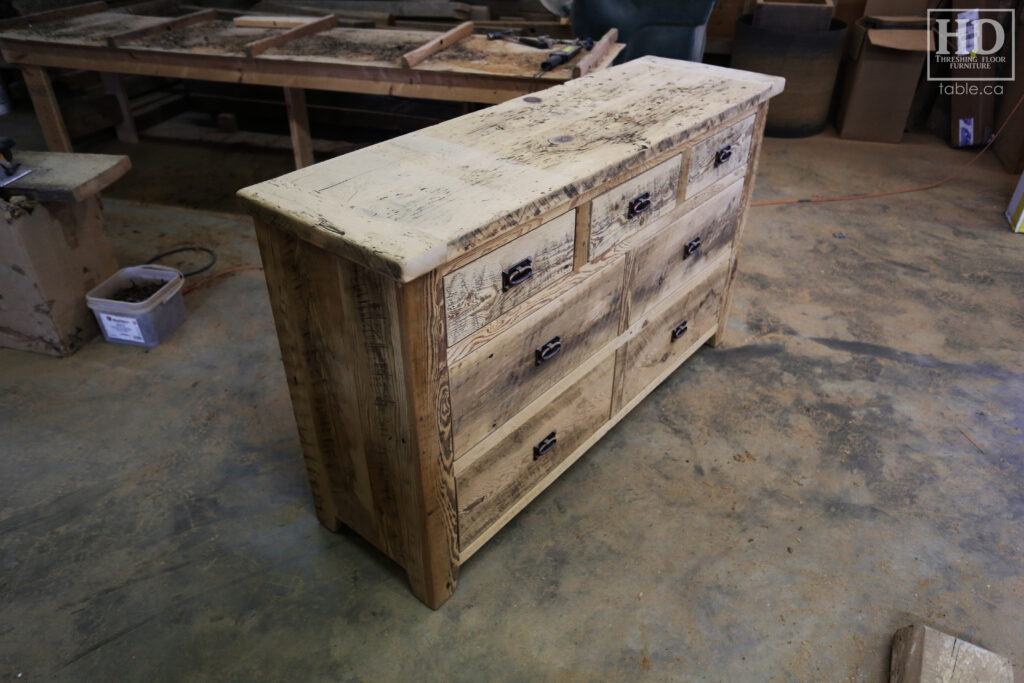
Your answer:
236;58;784;283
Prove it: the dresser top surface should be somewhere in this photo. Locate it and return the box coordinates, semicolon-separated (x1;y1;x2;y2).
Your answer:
238;57;783;282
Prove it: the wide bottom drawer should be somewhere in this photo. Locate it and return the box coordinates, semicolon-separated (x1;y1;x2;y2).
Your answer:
616;261;729;411
456;356;615;551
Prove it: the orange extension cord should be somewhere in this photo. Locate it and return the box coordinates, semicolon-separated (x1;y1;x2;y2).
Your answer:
750;91;1024;208
183;92;1024;294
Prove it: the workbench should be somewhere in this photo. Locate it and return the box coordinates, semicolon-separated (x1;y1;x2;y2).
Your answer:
0;151;129;356
239;58;783;607
0;3;623;168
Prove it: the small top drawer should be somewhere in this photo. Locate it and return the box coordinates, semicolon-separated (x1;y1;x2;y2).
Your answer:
685;114;756;199
588;154;682;260
444;210;575;346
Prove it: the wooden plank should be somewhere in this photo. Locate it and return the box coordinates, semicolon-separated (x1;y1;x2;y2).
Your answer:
449;258;624;456
20;66;73;153
395;270;460;609
710;103;767;347
234;16;323;29
9;151;131;202
248;1;393;25
243;14;337;58
0;1;106;29
105;9;218;47
288;1;470;20
443;209;574;345
117;0;180;15
237;58;782;282
890;625;1013;683
283;87;315;168
401;20;473;68
393;18;573;38
455;356;613;547
100;72;138;143
572;27;617;78
588;154;682;260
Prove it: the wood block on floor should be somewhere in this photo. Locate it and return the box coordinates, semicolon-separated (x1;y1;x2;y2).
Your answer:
890;624;1014;683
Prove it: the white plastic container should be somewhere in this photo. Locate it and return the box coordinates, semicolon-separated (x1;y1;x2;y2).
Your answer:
86;265;186;347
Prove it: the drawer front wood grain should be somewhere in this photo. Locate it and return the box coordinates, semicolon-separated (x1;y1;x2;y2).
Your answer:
588;154;681;260
686;115;755;199
617;261;729;409
449;259;624;456
627;177;744;324
456;357;614;548
444;210;575;346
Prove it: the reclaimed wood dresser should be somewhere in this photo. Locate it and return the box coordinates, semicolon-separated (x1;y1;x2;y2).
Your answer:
238;57;783;608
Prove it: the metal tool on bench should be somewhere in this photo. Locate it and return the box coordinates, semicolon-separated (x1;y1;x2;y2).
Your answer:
535;37;595;76
0;137;32;188
486;29;552;49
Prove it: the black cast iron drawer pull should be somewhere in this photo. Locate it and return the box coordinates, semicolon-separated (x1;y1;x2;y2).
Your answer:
627;192;652;219
671;321;688;342
502;257;533;291
535;335;562;365
683;236;702;259
534;430;557;459
715;145;733;167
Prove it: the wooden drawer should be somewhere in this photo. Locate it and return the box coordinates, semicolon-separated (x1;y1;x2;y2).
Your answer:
444;210;575;345
685;115;756;199
617;261;729;410
627;177;744;325
456;356;615;549
449;259;624;455
588;154;682;260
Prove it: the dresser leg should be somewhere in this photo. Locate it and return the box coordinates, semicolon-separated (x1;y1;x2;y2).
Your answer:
407;563;459;609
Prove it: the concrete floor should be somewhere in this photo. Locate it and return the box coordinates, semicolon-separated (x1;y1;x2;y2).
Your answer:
1;110;1022;680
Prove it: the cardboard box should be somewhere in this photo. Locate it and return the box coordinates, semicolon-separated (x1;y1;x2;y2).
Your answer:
992;9;1024;170
836;17;935;142
1004;172;1024;232
948;5;1005;147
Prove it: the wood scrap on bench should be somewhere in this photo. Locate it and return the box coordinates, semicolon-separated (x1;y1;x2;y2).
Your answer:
243;14;338;57
573;27;617;78
401;20;473;68
247;1;394;26
0;1;107;29
256;0;473;20
106;8;217;47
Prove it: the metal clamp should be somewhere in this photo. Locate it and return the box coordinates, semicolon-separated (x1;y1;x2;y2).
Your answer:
533;430;557;459
502;257;533;291
627;192;652;219
671;321;688;342
535;335;562;365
